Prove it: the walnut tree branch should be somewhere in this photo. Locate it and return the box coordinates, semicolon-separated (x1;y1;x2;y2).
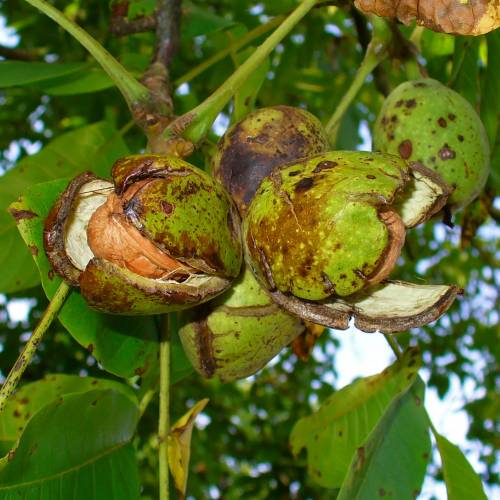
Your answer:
154;0;182;66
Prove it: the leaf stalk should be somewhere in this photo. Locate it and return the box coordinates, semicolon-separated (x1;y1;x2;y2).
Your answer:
0;281;71;413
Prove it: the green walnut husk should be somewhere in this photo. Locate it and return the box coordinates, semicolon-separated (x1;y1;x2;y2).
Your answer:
244;150;461;333
44;154;242;315
179;266;305;382
212;105;329;214
373;78;490;210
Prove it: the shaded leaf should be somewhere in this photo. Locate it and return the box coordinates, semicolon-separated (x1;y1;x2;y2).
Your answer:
168;398;209;498
290;348;421;488
0;374;136;456
35;68;114;95
0;122;129;293
337;379;431;499
421;30;455;57
354;0;500;36
0;390;140;499
0;61;91;87
432;429;487;500
10;178;192;381
450;37;480;106
182;1;233;39
481;32;500;147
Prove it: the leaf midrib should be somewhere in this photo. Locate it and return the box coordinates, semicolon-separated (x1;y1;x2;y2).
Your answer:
0;439;130;490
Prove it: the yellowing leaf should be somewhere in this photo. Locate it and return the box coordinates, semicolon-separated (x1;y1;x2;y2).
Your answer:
168;398;209;498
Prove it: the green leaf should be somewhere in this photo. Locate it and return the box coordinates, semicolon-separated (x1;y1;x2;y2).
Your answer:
337;379;431;500
0;122;129;293
432;429;487;500
421;30;455;57
128;0;156;19
182;2;233;39
0;374;136;456
0;61;90;87
35;68;114;95
9;178;192;381
450;37;480;106
0;390;140;499
481;32;500;147
290;348;421;488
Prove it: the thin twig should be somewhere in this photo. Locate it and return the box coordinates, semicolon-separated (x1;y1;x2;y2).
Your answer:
159;314;171;500
383;334;403;361
325;27;390;146
0;281;71;414
0;45;40;61
110;15;156;37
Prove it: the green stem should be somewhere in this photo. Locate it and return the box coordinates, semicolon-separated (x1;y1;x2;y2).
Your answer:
0;281;71;414
167;0;319;145
24;0;150;110
325;35;388;146
159;314;171;500
383;334;403;361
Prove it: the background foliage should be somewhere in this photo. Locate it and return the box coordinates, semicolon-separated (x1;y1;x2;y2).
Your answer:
0;0;497;498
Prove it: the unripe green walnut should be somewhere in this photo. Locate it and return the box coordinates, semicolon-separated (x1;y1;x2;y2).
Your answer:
179;266;305;382
373;79;490;209
212;105;329;214
244;151;461;333
44;154;242;315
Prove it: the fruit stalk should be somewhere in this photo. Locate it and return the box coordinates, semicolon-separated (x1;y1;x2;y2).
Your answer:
166;0;320;145
325;20;390;146
159;314;171;500
0;281;71;414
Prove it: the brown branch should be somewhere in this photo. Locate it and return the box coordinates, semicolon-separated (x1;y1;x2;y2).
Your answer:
0;45;40;61
110;14;156;36
154;0;182;66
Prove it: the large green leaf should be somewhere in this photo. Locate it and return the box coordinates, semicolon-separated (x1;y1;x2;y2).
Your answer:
433;429;487;500
0;389;140;499
0;374;136;456
0;121;129;293
0;61;113;95
450;37;480;106
290;348;421;488
0;61;91;87
337;379;431;499
34;68;113;95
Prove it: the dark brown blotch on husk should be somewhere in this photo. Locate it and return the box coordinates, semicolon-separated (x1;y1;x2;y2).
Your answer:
212;105;329;214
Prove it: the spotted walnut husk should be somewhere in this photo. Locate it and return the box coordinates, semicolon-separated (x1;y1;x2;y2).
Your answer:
243;150;461;333
179;266;306;382
212;105;329;215
373;79;490;210
44;154;242;315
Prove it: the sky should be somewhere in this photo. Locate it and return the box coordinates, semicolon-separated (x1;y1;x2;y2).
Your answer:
0;11;497;500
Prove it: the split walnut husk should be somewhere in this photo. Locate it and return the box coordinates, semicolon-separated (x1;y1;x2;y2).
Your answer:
243;151;461;333
44;154;242;315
